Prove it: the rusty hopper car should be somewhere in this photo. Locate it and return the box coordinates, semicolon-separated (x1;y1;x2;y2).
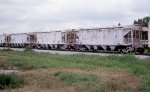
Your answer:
36;31;66;49
9;33;36;48
65;25;144;53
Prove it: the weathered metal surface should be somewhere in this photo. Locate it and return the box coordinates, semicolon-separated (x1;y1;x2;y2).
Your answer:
142;27;148;32
0;35;6;44
148;21;150;47
9;33;29;44
36;31;64;45
77;27;124;45
66;30;78;44
28;34;37;43
0;25;148;50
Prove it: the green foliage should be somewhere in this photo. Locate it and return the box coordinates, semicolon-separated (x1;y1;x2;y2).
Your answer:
144;49;150;54
0;74;24;89
134;20;138;24
134;16;150;27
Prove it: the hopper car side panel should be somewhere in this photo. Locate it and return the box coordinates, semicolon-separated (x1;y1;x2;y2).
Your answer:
77;28;124;45
36;31;66;49
73;28;126;51
0;35;6;47
9;33;30;48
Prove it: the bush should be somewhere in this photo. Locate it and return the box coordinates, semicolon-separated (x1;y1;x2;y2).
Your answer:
0;74;24;89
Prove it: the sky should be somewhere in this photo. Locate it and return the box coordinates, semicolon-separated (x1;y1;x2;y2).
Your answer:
0;0;149;34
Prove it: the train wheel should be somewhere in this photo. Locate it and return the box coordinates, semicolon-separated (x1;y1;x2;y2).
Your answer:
122;49;128;54
118;48;127;54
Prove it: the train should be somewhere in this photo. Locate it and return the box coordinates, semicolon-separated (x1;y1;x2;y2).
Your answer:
0;24;149;54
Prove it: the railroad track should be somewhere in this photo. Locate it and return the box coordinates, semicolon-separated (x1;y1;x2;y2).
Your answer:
135;53;150;56
0;47;150;59
41;49;150;56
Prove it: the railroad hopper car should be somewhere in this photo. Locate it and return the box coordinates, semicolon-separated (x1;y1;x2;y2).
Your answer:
8;33;37;48
0;24;149;53
148;21;150;48
0;34;7;47
65;26;145;53
35;31;66;50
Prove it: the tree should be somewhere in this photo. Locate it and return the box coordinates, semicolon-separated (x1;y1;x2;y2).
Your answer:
133;16;150;27
143;16;150;27
134;20;138;24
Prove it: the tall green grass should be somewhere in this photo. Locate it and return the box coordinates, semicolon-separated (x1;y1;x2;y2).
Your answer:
145;49;150;54
54;71;100;86
0;50;150;91
54;71;104;92
0;74;24;89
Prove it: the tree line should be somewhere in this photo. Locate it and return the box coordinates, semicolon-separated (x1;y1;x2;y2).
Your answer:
134;16;150;27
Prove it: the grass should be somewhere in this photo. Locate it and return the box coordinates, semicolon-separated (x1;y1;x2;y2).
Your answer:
54;71;105;92
54;71;100;86
0;49;150;92
0;74;24;89
145;49;150;54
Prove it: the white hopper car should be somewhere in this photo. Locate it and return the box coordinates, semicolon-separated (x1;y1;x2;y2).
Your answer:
8;33;36;48
76;27;125;51
65;26;145;53
0;25;149;53
36;31;66;49
0;34;6;47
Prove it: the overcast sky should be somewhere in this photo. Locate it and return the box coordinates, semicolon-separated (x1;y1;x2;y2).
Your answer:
0;0;149;34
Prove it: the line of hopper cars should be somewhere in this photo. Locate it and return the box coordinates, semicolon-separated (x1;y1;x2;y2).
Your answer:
0;25;149;54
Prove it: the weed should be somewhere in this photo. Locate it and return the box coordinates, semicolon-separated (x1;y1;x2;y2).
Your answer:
0;74;24;89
